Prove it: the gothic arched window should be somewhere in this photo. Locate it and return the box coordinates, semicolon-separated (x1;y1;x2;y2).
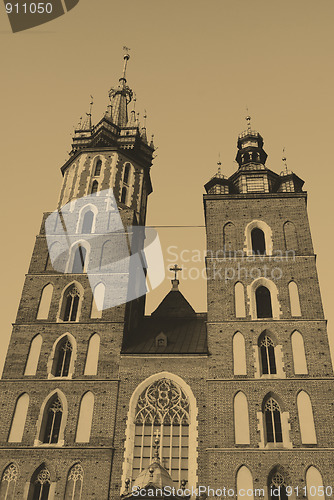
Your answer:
306;466;324;500
268;468;288;500
235;282;246;318
297;391;317;444
234;392;250;444
223;222;236;253
264;398;283;444
121;186;127;204
291;330;308;374
37;284;53;320
24;334;43;376
283;221;298;252
91;283;105;319
123;163;131;184
0;463;18;500
288;281;301;317
52;337;73;377
8;393;29;443
84;333;100;375
72;245;86;273
65;463;84;500
91;180;98;195
28;465;51;500
60;284;81;322
81;210;94;234
41;395;63;444
236;466;254;500
233;332;247;375
251;228;266;255
259;335;277;375
255;286;273;318
76;392;94;443
94;159;102;176
132;378;190;486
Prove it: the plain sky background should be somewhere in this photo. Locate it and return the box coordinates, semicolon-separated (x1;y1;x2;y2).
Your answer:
0;0;334;373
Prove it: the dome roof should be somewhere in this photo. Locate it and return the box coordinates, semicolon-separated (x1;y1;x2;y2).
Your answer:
132;460;174;490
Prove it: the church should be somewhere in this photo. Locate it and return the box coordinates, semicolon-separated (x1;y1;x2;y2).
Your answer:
0;51;333;499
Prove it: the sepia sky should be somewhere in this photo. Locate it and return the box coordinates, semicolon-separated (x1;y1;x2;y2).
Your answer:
0;0;334;373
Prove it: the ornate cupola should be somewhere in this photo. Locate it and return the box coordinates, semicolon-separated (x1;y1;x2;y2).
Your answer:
235;115;268;168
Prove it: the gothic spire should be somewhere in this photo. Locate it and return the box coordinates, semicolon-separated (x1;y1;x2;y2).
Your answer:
108;47;133;127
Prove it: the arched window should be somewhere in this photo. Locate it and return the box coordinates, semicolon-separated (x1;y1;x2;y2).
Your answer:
297;391;317;444
235;282;246;318
123;163;131;184
234;392;250;444
24;334;43;376
45;241;61;271
291;331;308;374
0;463;18;500
233;332;247;375
84;333;100;376
264;397;283;444
121;186;127;204
91;180;98;195
41;395;63;444
91;283;105;319
268;467;289;500
28;465;51;500
259;335;277;375
81;210;94;234
36;284;53;320
236;466;254;500
100;240;113;271
60;284;81;322
283;221;298;252
288;281;301;317
251;228;266;255
255;286;273;318
72;245;87;273
94;159;102;176
52;337;73;377
8;393;29;443
306;466;324;500
64;464;84;500
76;392;94;443
132;378;190;486
223;222;236;252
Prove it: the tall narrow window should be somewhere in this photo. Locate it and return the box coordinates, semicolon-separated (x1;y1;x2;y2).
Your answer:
52;337;73;377
234;392;250;444
72;245;86;273
8;393;29;443
233;332;247;375
297;391;317;444
306;467;324;500
264;398;283;444
123;163;130;184
76;392;94;443
84;334;100;375
0;463;18;500
255;286;273;318
91;180;98;195
288;281;301;317
259;335;277;375
235;282;246;318
42;395;63;444
60;284;81;322
24;334;43;376
283;221;298;252
81;211;94;234
268;468;288;500
28;465;51;500
94;159;102;176
64;464;84;500
291;331;308;374
121;186;127;204
37;284;53;320
223;222;236;252
91;283;105;319
236;466;253;500
45;241;61;271
251;228;266;255
132;378;190;486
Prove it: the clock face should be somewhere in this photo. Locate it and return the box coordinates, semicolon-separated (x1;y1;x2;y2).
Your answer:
242;140;258;148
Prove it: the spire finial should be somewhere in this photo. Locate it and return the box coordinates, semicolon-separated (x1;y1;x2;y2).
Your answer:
246;107;251;131
121;46;131;83
217;153;221;176
153;430;160;462
282;147;288;174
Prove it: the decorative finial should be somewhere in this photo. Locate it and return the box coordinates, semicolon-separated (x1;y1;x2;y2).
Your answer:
246;108;251;131
153;430;160;462
143;110;147;128
170;264;182;281
282;147;288;174
217;153;221;176
121;46;131;81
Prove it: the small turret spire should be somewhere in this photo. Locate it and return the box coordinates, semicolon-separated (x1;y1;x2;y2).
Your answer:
109;48;133;127
282;147;288;174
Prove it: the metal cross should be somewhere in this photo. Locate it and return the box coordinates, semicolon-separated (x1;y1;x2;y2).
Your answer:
170;264;182;280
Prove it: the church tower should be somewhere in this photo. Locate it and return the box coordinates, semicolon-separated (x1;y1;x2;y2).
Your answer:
203;117;334;494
